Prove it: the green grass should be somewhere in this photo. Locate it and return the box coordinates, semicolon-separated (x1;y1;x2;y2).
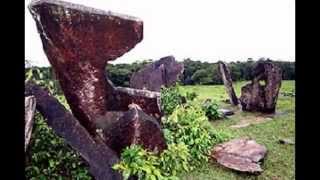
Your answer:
179;80;295;180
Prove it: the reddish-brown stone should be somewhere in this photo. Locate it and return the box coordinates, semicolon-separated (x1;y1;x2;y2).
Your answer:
99;104;167;155
211;137;267;173
105;79;163;121
29;0;143;133
239;60;282;113
130;56;184;92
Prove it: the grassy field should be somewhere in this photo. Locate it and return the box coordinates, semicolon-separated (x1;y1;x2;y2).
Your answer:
179;81;295;180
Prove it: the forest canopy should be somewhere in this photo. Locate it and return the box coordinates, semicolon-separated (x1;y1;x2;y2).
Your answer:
26;58;295;87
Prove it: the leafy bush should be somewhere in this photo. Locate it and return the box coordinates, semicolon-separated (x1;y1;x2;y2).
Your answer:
25;68;90;179
113;145;174;180
25;112;92;179
113;143;190;180
25;67;62;96
158;143;190;176
201;100;223;120
163;103;227;165
160;86;185;115
186;92;198;101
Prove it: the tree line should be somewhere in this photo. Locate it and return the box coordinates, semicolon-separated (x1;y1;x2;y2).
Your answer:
26;58;295;87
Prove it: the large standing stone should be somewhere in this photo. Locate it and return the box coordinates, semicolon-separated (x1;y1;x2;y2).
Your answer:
25;96;36;151
239;60;282;113
218;61;239;106
29;0;144;133
97;104;167;155
211;138;267;173
130;56;184;92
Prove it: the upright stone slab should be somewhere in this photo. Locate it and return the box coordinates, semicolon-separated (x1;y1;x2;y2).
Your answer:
25;96;36;151
130;56;184;92
29;0;143;133
239;60;282;113
218;61;238;106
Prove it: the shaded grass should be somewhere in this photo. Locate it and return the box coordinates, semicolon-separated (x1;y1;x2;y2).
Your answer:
179;81;295;180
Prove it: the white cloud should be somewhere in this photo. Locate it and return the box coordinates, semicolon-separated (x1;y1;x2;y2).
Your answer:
25;0;295;66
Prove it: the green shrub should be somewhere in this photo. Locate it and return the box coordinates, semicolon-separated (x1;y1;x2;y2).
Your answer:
113;145;167;180
163;103;222;165
25;67;62;96
113;143;190;180
186;92;198;101
25;69;91;179
201;100;223;120
160;86;185;115
158;143;190;176
25;112;92;179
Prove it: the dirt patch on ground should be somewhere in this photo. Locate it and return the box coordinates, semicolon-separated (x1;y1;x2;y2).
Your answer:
230;114;274;129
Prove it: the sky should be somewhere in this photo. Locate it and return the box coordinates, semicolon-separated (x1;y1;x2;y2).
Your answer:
25;0;295;67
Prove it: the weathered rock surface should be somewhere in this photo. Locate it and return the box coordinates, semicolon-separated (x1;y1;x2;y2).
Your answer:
218;61;239;106
100;104;167;155
25;82;121;180
130;56;184;92
25;96;36;151
218;108;234;116
29;0;144;133
211;137;267;173
107;80;163;121
239;60;282;113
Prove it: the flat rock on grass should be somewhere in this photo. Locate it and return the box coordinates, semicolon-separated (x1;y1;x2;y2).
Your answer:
211;137;267;174
218;108;234;116
279;138;295;145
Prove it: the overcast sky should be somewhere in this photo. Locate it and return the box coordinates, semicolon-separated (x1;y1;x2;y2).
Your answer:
25;0;295;67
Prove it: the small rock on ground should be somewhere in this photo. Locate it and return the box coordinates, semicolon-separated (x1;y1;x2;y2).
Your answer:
279;138;295;145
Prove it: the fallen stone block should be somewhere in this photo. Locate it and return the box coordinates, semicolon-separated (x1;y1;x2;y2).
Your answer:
218;108;234;116
211;137;267;173
279;138;295;145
